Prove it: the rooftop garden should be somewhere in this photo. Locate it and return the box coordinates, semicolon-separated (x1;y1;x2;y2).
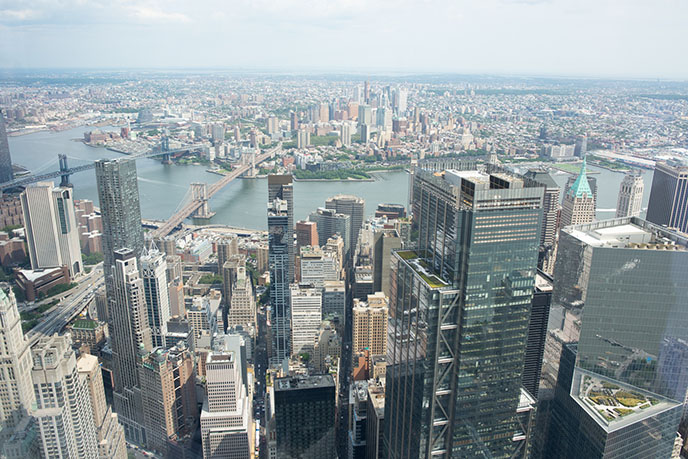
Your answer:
580;375;661;423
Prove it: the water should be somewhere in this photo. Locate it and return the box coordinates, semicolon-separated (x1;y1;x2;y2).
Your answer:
8;126;410;230
9;127;655;229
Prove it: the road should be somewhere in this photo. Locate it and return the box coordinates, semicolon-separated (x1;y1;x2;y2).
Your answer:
26;263;104;343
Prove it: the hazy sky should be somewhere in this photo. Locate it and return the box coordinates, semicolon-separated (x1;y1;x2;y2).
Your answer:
1;0;687;78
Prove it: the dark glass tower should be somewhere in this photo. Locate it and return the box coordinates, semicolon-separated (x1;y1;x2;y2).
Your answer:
0;109;14;183
268;175;293;365
384;167;544;458
646;161;688;234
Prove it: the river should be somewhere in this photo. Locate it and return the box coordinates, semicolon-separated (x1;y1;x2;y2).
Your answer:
8;126;653;230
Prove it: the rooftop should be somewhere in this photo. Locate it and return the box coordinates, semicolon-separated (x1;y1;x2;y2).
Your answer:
275;374;335;391
572;368;680;432
394;250;448;289
566;217;688;251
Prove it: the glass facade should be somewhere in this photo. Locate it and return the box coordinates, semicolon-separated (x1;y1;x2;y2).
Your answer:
546;217;688;458
384;167;544;458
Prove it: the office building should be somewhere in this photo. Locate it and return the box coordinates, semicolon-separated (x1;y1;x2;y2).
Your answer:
522;272;552;398
289;284;322;356
326;194;365;255
525;169;560;248
352;292;388;358
300;245;339;288
274;375;336;459
268;176;294;365
309;208;351;258
77;353;128;459
0;110;13;183
140;344;197;455
201;352;252;458
141;247;170;348
216;236;239;271
21;182;83;277
110;248;152;444
31;335;99;458
561;158;595;227
544;218;688;458
323;280;346;322
313;321;341;373
227;266;256;331
616;171;644;218
384;166;544;458
646;161;688;233
574;135;587;157
0;288;34;437
372;229;401;297
188;294;222;347
366;380;385;459
96;158;144;277
295;220;318;252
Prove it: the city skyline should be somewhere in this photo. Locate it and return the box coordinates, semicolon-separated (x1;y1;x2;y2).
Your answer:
0;0;687;79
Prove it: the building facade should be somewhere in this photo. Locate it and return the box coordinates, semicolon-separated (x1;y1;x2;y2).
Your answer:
140;247;170;348
646;161;688;233
615;171;644;218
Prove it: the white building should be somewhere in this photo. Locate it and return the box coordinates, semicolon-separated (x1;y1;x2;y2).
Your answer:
290;285;322;356
300;245;339;289
31;335;99;458
20;182;83;277
201;352;252;458
616;172;644;218
141;247;171;348
227;267;256;332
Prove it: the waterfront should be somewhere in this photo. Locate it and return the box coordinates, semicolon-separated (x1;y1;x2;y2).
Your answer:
9;126;653;230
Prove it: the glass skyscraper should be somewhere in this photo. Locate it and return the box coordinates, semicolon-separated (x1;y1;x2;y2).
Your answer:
384;166;544;458
268;175;294;365
545;217;688;458
0;110;13;184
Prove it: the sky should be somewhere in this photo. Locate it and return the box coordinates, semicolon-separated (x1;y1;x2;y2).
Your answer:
0;0;687;79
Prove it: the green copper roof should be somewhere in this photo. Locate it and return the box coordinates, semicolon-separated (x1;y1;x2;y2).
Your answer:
568;157;593;198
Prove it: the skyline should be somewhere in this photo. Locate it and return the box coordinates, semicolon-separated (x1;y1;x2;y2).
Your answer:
1;0;687;79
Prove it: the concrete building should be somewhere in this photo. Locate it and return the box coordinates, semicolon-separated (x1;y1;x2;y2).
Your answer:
139;344;198;455
322;280;346;323
326;194;365;254
109;248;153;445
366;380;385;459
352;292;388;359
141;247;170;348
561;158;595;227
21;182;83;277
616;171;644;218
0;109;14;183
289;284;322;356
295;220;318;252
309;208;351;258
299;245;339;289
227;267;256;332
31;335;99;458
77;353;127;459
0;288;34;438
200;352;252;458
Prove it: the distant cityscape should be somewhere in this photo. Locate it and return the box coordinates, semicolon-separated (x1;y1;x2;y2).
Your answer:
0;70;687;459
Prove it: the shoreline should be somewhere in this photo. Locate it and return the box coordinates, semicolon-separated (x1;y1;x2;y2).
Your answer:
293;177;375;182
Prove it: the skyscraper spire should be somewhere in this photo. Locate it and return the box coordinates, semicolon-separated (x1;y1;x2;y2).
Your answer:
567;155;593;199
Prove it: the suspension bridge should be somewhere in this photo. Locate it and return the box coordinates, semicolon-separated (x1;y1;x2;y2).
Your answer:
151;144;281;238
0;139;207;191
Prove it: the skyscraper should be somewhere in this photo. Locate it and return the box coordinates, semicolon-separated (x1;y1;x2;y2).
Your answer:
544;218;688;458
560;158;595;227
384;166;544;458
227;266;256;331
295;220;318;252
21;182;83;277
646;161;688;233
76;353;128;459
525;169;561;274
201;352;252;458
0;288;34;436
268;175;294;365
325;194;365;256
0;109;13;183
139;344;197;455
309;208;351;257
110;248;152;444
140;247;170;348
615;171;644;218
352;291;388;358
96;158;144;288
274;375;336;459
30;335;99;458
290;284;322;356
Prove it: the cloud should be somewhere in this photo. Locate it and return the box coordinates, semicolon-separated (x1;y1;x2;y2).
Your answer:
128;6;190;23
0;8;39;20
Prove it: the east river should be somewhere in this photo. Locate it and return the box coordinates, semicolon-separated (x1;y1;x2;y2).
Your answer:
9;126;653;230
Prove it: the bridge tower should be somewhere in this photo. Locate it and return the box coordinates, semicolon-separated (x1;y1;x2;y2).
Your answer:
161;135;172;164
190;182;215;219
58;154;72;187
248;150;256;177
